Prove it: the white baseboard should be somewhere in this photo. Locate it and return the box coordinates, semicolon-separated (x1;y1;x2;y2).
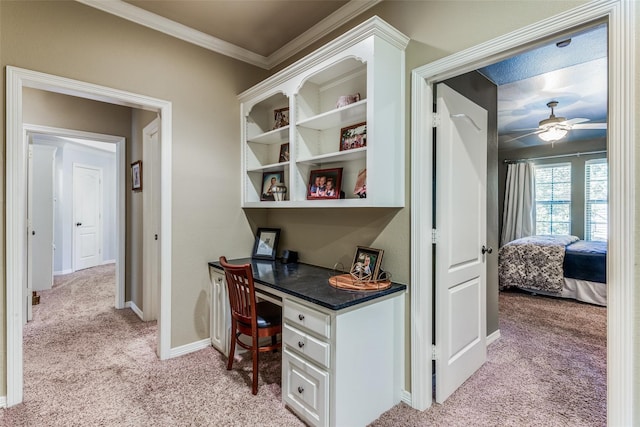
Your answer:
0;395;6;408
126;301;144;320
102;259;116;265
53;269;73;276
487;329;501;346
400;389;412;405
169;338;212;359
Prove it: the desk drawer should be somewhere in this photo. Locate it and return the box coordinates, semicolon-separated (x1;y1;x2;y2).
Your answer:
284;299;331;339
283;323;330;369
283;348;328;427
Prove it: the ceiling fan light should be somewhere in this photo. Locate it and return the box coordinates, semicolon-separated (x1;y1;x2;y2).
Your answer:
539;127;568;142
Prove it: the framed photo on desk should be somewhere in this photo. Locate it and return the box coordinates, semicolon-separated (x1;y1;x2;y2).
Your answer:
252;228;280;260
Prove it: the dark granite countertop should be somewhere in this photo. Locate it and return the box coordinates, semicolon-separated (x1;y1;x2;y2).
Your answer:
209;258;406;311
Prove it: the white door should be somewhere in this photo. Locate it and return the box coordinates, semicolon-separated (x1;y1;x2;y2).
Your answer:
435;83;488;403
29;144;57;294
143;118;161;321
73;164;103;271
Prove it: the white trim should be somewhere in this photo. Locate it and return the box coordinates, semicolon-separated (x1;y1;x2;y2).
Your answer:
400;390;412;406
142;118;160;322
410;2;634;425
486;330;501;346
169;338;212;359
0;396;6;408
238;16;410;101
76;0;381;70
23;124;126;307
6;66;173;407
126;300;144;320
102;259;116;265
75;0;268;69
266;0;382;68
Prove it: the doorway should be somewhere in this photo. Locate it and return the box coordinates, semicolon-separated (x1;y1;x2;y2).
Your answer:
6;67;173;407
409;2;634;425
25;125;126;312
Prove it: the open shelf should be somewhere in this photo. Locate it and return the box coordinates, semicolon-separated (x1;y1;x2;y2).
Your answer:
238;17;409;208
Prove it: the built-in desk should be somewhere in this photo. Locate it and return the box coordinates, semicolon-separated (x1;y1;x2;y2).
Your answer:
208;259;406;427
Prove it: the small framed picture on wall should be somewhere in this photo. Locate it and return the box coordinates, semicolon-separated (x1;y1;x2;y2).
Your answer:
131;161;142;191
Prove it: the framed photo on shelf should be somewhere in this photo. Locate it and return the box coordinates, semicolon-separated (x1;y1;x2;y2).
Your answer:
279;142;290;163
252;228;281;260
306;167;342;200
273;107;289;129
353;168;367;198
131;161;142;192
350;246;384;281
340;122;366;151
261;171;284;201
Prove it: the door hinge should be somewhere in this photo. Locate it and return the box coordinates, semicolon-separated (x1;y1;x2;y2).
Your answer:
431;229;438;244
432;113;441;127
432;344;438;360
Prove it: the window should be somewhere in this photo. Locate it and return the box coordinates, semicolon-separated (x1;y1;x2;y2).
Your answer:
535;163;571;235
585;159;608;241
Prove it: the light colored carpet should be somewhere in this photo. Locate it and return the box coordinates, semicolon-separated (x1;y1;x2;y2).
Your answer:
0;266;605;426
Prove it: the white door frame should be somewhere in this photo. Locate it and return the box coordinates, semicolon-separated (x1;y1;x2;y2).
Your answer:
410;1;635;425
142;117;160;322
6;67;173;407
24;125;127;310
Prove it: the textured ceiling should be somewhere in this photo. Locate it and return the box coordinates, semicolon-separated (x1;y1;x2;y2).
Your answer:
480;24;607;150
125;0;349;57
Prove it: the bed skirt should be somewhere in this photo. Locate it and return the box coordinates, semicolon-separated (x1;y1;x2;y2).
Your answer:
518;277;606;306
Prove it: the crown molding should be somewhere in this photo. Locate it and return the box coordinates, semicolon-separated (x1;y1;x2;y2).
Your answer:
266;0;382;68
76;0;381;70
76;0;270;68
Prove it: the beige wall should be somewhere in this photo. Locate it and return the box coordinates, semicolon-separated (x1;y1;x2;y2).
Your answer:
1;0;268;396
2;0;637;410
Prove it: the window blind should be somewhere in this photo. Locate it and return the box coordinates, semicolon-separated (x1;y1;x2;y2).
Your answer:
585;158;608;241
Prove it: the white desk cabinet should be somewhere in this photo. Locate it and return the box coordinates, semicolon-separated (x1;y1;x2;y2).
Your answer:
209;260;405;427
282;295;403;427
209;268;230;356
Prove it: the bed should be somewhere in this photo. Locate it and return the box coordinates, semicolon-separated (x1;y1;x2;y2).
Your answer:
499;235;607;306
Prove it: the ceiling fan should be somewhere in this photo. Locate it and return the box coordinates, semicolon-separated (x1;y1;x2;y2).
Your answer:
507;101;607;143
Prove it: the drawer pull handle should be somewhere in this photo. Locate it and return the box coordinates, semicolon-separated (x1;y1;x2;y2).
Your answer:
298;386;304;394
298;341;304;348
298;314;305;321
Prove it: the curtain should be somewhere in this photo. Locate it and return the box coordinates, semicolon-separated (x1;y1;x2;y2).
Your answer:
500;162;535;246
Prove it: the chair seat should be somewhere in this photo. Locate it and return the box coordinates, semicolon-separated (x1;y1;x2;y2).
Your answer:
254;301;282;328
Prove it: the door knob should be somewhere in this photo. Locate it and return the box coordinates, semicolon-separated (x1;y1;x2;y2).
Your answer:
76;222;82;227
481;245;493;254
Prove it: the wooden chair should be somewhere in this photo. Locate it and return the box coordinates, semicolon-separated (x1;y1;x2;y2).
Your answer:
219;256;282;395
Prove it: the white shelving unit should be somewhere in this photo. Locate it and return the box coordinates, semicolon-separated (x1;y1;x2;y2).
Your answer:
239;16;409;208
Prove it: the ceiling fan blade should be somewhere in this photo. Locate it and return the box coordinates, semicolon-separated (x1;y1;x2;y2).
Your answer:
572;122;607;130
559;117;589;126
504;129;543;141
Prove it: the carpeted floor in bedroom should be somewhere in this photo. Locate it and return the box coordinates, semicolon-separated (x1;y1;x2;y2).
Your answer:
0;264;606;426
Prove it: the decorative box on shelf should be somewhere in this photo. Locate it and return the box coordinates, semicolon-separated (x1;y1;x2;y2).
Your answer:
238;16;409;209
